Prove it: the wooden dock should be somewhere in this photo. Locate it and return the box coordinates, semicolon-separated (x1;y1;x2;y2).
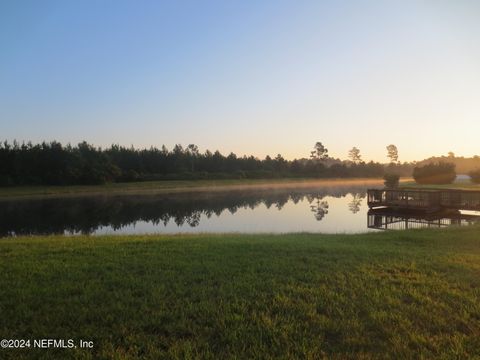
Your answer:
367;188;480;212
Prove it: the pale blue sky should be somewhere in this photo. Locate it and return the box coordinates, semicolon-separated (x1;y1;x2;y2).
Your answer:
1;0;480;161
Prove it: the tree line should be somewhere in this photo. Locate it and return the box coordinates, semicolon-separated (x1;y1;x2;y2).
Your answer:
0;140;413;186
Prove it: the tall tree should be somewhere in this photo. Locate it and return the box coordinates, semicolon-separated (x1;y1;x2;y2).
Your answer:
186;144;199;172
348;147;362;163
310;142;328;161
386;144;398;163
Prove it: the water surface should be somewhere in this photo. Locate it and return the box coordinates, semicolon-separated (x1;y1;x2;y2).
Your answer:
1;183;479;236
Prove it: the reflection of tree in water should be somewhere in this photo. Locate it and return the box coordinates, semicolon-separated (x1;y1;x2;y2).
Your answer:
0;184;371;236
291;193;303;204
186;211;201;227
309;197;329;221
348;193;365;214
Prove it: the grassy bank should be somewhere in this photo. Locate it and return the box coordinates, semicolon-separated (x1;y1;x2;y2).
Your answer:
0;177;385;199
401;180;480;190
1;228;479;359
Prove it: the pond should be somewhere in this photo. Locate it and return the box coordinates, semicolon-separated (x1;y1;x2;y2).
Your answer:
1;183;479;236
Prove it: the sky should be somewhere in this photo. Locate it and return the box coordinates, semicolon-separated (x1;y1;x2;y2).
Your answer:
1;0;480;162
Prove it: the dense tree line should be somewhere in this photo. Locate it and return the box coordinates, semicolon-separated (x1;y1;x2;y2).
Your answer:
0;140;409;186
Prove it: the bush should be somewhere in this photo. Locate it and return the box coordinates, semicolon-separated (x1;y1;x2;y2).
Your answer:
413;162;456;185
469;169;480;184
383;173;399;188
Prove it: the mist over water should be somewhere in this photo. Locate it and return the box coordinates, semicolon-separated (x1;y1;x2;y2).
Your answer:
0;184;369;235
2;183;479;236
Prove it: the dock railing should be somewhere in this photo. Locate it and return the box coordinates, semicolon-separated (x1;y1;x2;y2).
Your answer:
367;188;480;211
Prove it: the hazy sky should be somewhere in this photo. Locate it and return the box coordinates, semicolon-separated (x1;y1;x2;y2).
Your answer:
1;0;480;162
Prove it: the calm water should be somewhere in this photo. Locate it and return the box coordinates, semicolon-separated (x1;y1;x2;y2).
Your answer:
1;184;479;236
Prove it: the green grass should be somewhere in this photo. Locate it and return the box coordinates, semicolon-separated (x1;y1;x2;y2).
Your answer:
401;179;480;190
1;228;480;359
0;178;384;199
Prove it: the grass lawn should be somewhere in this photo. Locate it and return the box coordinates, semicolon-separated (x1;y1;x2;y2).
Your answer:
401;180;480;191
1;228;479;359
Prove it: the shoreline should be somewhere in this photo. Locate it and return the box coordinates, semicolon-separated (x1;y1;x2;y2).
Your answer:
0;177;388;200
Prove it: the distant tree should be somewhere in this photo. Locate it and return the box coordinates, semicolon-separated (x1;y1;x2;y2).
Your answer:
348;147;362;163
413;162;456;185
187;144;199;156
173;144;183;153
226;152;238;172
274;154;287;172
383;173;400;188
310;142;328;161
275;154;285;162
186;144;199;172
386;144;398;163
448;151;455;158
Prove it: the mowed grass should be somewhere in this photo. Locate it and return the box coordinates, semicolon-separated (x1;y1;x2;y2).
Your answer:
401;180;480;191
1;228;480;359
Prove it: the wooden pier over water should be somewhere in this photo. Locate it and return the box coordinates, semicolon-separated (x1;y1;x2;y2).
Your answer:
367;188;480;212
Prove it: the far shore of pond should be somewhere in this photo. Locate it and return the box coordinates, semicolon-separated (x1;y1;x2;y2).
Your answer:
4;177;480;200
0;177;391;199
